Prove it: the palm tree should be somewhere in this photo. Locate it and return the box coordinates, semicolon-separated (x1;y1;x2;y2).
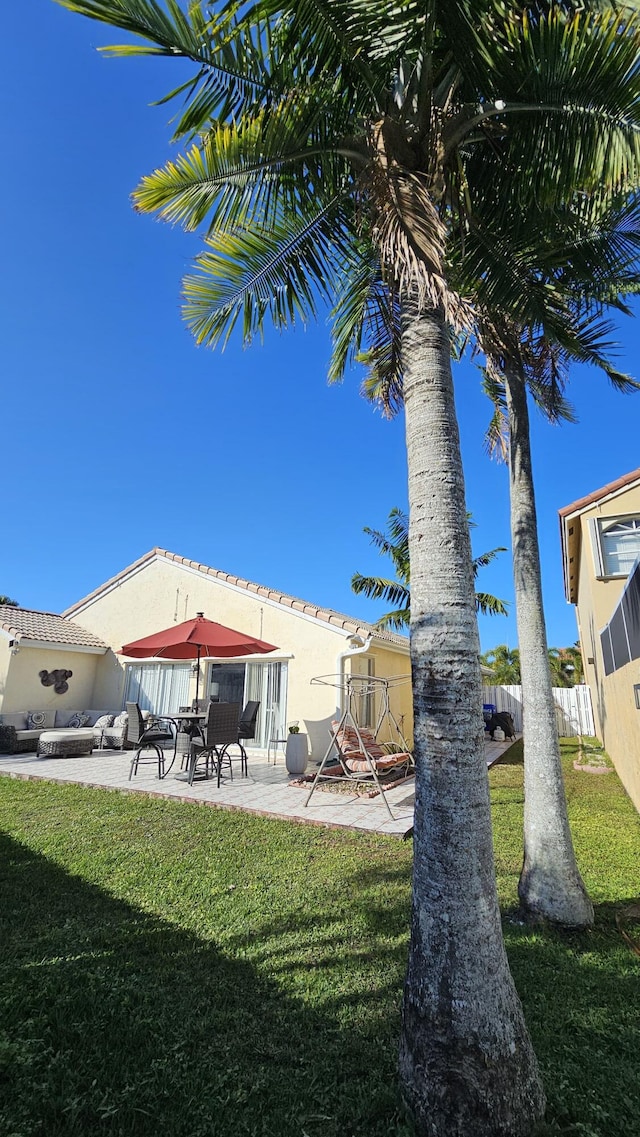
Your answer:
470;187;640;927
0;596;18;607
352;508;508;630
481;645;521;685
54;2;640;1130
548;645;584;688
354;184;640;932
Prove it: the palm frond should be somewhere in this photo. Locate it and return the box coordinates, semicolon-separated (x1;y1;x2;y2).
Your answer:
473;547;507;572
56;1;277;135
133;93;352;231
475;591;509;617
481;9;640;206
373;607;411;632
350;573;411;612
182;196;353;347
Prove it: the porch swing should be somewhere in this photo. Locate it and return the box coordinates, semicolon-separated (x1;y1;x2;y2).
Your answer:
304;673;414;820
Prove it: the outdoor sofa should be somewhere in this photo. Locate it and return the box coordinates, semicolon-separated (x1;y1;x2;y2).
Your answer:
0;708;144;754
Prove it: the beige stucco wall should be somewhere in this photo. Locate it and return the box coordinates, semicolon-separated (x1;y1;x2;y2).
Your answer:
572;494;640;810
67;555;410;760
0;639;11;709
0;645;102;714
588;657;640;810
350;646;413;745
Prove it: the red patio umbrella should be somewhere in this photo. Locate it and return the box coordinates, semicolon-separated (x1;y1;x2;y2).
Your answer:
121;612;277;707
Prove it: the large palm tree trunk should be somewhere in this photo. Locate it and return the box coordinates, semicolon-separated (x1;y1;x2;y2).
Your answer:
504;365;593;927
398;304;545;1136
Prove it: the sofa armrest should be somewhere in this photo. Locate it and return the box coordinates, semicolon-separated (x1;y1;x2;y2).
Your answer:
0;724;17;753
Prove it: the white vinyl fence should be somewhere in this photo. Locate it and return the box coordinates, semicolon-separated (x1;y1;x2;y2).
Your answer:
482;684;595;737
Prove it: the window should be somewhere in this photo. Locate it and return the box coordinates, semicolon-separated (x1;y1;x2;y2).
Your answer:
601;517;640;577
589;515;640;579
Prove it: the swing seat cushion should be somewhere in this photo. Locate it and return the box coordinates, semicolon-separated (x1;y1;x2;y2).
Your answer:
344;753;408;773
331;722;411;773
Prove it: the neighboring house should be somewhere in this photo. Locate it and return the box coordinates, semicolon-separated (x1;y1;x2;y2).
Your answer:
0;548;412;762
560;468;640;810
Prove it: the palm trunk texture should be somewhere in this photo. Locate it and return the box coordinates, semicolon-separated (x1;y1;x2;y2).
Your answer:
398;305;545;1136
504;366;593;927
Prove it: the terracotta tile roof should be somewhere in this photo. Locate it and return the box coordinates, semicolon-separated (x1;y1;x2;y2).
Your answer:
559;468;640;519
0;606;107;649
64;548;411;650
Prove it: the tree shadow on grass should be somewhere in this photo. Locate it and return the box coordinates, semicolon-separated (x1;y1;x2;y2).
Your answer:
504;901;640;1136
0;833;412;1137
2;825;638;1137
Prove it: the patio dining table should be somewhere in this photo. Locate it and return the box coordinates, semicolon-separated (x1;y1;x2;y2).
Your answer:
165;711;207;781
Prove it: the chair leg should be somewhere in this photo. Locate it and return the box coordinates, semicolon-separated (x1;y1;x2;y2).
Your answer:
129;747;141;780
238;743;248;777
216;746;230;788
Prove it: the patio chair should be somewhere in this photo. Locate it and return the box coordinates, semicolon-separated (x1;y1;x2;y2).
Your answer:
186;701;240;787
230;700;260;777
126;702;176;780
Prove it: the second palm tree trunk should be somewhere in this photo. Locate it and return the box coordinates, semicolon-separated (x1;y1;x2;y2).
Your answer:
398;303;545;1136
504;364;593;927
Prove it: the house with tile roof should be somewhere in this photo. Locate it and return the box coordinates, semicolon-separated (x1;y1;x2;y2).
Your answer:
559;468;640;809
0;605;108;718
17;548;411;761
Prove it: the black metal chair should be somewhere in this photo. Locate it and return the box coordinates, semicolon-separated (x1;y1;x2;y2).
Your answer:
126;702;175;780
233;700;260;777
187;702;240;787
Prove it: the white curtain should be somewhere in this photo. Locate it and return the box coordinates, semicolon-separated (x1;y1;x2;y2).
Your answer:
245;661;287;748
124;663;191;715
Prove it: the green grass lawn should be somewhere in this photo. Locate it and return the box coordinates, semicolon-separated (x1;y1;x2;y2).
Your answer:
0;740;638;1137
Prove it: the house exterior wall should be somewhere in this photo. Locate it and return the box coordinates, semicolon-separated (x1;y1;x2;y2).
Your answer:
0;645;100;714
350;646;413;744
569;490;640;810
68;555;410;760
0;638;11;709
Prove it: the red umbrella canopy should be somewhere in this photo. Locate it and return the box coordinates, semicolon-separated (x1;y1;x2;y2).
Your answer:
121;614;278;659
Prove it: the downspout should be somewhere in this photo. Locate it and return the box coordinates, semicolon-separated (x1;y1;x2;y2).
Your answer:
336;634;372;715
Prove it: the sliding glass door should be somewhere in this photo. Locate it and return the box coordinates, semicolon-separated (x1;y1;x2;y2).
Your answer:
206;660;287;748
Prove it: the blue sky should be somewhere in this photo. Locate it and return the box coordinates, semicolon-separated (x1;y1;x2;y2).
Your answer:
2;1;640;652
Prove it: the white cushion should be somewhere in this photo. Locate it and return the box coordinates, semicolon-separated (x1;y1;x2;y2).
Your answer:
39;729;94;743
93;714;115;729
15;730;44;741
82;710;112;727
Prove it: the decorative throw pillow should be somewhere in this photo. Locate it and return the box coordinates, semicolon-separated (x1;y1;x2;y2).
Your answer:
68;712;90;729
93;714;114;729
113;712;129;728
27;711;48;729
55;709;81;729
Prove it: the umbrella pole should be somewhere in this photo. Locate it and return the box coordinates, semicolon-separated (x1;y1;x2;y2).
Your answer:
194;646;201;710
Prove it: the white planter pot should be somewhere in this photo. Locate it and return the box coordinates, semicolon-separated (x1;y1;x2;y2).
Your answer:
285;732;308;775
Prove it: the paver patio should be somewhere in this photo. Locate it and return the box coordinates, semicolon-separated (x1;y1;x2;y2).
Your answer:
0;736;517;837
